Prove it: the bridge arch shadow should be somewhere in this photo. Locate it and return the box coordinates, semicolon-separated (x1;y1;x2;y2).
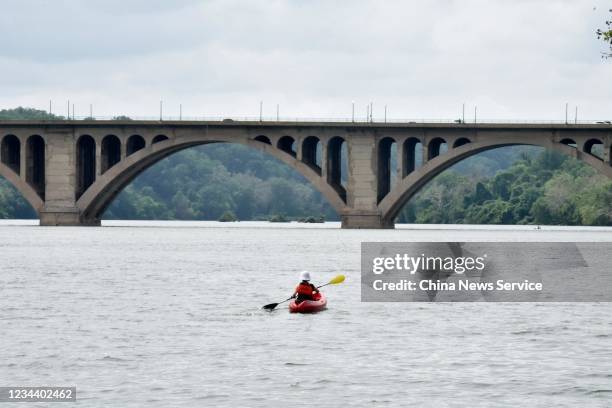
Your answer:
0;174;39;219
379;139;612;225
76;136;348;222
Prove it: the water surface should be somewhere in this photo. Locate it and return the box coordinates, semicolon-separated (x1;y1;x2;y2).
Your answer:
1;221;611;407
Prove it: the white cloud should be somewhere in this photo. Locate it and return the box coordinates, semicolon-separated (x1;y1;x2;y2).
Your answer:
0;0;610;121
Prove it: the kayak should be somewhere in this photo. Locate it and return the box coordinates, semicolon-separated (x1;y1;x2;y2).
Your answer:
289;292;327;313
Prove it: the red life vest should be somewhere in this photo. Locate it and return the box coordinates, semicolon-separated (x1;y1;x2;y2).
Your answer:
295;282;316;297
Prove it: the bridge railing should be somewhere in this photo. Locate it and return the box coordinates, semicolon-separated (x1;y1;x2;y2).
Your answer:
6;114;612;125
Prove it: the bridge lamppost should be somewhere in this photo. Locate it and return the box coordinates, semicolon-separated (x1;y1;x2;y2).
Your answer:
575;106;578;124
352;101;355;122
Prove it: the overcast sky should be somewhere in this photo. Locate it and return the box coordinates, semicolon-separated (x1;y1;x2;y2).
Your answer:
1;0;610;121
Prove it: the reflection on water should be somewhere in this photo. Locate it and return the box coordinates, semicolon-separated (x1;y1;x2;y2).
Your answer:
0;221;611;407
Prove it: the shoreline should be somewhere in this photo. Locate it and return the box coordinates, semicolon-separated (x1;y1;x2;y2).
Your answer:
0;218;610;233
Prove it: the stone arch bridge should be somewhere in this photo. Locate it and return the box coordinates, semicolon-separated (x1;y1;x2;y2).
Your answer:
0;120;610;228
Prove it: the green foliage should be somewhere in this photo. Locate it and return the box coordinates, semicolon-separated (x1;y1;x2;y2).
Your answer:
399;149;612;226
218;210;238;222
0;178;37;219
0;107;62;120
298;215;325;223
103;144;337;221
268;214;289;223
596;9;612;58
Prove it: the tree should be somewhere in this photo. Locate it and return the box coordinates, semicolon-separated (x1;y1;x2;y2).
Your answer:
596;9;612;58
0;107;61;120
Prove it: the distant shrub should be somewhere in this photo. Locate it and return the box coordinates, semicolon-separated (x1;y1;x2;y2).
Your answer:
268;214;289;223
298;215;325;223
218;210;237;222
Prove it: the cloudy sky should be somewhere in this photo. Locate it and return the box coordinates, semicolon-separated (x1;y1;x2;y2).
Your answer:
1;0;610;121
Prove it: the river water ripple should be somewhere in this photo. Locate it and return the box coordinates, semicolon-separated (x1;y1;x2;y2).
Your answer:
1;221;611;407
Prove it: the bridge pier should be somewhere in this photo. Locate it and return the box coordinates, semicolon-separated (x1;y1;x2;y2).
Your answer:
341;211;394;229
39;208;100;226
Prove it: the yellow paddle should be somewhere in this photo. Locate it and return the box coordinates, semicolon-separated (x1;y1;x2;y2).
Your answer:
262;274;346;310
317;274;345;288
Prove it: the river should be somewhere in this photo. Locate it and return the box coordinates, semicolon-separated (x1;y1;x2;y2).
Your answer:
1;221;611;407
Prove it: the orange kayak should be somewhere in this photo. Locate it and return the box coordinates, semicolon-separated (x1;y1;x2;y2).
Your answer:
289;293;327;313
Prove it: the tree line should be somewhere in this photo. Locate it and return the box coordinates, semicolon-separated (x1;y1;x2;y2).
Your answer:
398;149;611;226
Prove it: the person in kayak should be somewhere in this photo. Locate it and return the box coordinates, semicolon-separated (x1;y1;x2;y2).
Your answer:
294;271;320;304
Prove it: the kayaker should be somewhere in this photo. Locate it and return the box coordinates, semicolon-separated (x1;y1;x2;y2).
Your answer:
294;271;320;304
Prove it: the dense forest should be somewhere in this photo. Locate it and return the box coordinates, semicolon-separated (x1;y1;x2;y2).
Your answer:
398;149;611;225
105;144;336;221
0;107;610;225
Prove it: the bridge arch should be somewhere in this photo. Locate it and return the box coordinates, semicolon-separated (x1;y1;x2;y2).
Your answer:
302;136;322;174
453;137;471;148
101;135;121;174
0;134;45;213
254;135;271;145
126;135;145;156
377;137;396;203
26;135;45;200
277;136;296;157
152;135;169;144
402;137;423;177
327;136;348;203
428;137;447;160
76;135;97;199
560;138;576;147
584;138;604;160
1;134;21;174
75;134;348;222
0;144;43;214
379;139;612;224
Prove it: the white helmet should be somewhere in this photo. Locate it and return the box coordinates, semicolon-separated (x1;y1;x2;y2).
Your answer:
300;271;311;281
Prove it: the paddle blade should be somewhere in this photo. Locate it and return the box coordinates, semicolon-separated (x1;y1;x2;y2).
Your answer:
262;303;279;310
329;275;345;285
